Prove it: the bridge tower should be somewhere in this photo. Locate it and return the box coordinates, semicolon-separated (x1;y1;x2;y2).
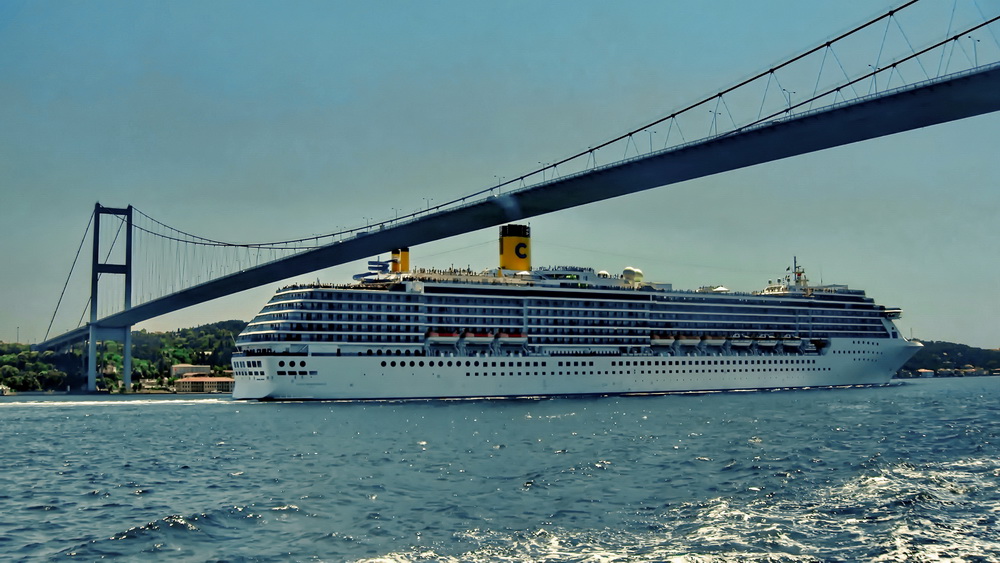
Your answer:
87;203;134;392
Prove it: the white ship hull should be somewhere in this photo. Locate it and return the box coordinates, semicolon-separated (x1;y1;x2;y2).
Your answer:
233;337;920;401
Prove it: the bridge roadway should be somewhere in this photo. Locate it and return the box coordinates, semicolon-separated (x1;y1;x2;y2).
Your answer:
38;63;1000;351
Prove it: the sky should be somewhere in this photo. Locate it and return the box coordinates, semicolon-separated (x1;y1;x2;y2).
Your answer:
1;0;999;348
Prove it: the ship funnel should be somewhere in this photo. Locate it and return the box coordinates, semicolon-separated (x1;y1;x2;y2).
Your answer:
391;247;410;273
499;224;530;272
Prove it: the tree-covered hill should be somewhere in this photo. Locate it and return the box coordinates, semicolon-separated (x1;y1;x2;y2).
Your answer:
0;345;75;392
903;340;1000;372
1;320;246;392
131;319;246;378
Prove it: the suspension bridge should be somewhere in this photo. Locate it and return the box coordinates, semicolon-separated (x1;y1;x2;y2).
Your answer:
33;1;1000;391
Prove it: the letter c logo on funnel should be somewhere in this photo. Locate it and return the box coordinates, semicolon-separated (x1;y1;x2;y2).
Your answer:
515;243;528;259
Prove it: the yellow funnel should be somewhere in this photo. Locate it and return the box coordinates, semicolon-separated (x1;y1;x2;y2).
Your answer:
391;247;409;273
499;224;530;271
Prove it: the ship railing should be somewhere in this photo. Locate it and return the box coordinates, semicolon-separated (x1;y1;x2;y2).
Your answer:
239;348;309;357
536;266;596;273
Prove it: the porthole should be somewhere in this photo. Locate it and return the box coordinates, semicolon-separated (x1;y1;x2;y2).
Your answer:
289;361;296;367
279;361;285;367
380;361;387;367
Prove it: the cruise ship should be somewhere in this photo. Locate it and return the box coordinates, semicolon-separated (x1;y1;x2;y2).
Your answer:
232;225;921;401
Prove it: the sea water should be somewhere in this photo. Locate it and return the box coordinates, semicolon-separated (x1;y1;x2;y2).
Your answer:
1;377;998;562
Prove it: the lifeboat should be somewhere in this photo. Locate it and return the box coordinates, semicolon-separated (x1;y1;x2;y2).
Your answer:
702;335;726;346
781;335;802;348
756;335;778;348
650;334;675;347
426;331;460;344
677;335;701;346
497;332;528;345
462;331;495;345
730;334;753;347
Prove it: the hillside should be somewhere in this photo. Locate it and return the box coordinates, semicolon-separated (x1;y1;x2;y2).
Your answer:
1;320;246;392
903;340;1000;373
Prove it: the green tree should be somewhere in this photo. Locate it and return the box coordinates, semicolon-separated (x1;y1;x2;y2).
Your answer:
0;364;18;385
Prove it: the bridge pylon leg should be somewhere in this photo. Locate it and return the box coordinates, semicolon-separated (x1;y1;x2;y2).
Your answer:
87;326;97;392
123;328;132;393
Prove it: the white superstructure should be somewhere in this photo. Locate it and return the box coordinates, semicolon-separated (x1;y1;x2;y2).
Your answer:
232;226;921;401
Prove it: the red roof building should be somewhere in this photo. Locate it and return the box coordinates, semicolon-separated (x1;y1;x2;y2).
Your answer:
175;376;234;394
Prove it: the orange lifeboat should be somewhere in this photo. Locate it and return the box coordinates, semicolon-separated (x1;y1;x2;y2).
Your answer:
650;334;675;346
497;332;528;345
426;331;460;344
462;331;495;345
677;334;701;346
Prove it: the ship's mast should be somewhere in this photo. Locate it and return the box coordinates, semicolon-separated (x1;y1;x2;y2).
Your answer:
792;256;809;289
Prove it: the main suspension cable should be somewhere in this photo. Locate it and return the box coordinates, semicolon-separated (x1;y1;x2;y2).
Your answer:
45;209;94;341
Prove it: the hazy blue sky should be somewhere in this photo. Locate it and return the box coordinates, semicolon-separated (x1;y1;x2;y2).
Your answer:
2;1;999;348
